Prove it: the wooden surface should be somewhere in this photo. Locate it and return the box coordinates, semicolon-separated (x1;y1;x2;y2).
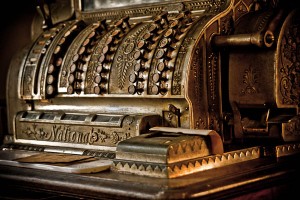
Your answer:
0;154;299;199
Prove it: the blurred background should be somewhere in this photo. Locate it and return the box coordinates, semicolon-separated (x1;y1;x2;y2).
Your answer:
0;1;37;141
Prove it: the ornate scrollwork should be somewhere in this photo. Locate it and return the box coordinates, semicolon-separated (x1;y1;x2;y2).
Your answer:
23;124;51;140
208;53;218;100
116;38;136;89
280;22;300;104
195;117;206;129
241;66;258;95
20;123;133;145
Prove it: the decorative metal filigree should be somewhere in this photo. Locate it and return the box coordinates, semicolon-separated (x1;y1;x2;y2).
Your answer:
221;15;234;35
20;123;132;145
280;23;300;105
113;147;260;178
208;53;218;101
195;117;206;129
241;66;258;95
116;38;136;89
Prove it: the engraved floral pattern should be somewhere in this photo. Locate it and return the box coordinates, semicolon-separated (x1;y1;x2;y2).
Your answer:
280;22;300;104
241;67;258;95
116;40;135;90
20;123;131;145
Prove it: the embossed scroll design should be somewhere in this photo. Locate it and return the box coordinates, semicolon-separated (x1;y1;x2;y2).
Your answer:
190;40;207;129
280;22;300;105
173;36;196;95
207;52;221;132
82;0;226;21
241;66;258;95
284;118;300;136
22;24;66;98
117;37;136;89
85;28;113;94
191;46;206;129
221;15;234;35
22;124;130;145
208;53;218;101
116;24;148;90
234;0;250;21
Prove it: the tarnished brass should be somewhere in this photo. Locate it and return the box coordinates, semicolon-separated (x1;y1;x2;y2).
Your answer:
2;0;300;181
112;128;226;178
212;32;275;48
229;6;300;142
113;144;260;178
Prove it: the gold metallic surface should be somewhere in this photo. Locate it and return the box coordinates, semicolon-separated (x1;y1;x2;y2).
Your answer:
3;0;300;181
276;143;300;157
112;146;260;178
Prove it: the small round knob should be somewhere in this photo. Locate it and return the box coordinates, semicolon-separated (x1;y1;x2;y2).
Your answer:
99;54;106;63
134;62;145;72
130;72;144;83
56;57;63;67
72;54;79;62
67;85;74;94
152;73;160;83
155;49;166;59
102;45;110;54
128;84;143;94
142;32;157;44
46;85;55;95
159;38;170;48
164;28;175;38
106;30;121;45
48;64;55;74
151;85;167;95
47;75;55;84
137;40;146;49
96;63;103;73
94;75;101;84
68;74;75;83
151;85;159;95
129;73;137;83
70;63;76;73
134;50;147;61
82;38;90;47
137;40;151;51
128;85;136;94
94;86;101;94
152;72;167;83
157;61;168;72
93;83;107;94
115;16;130;33
105;36;114;45
87;31;95;39
98;53;113;63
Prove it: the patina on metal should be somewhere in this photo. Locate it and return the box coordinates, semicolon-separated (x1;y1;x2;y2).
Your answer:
2;0;300;180
112;128;260;178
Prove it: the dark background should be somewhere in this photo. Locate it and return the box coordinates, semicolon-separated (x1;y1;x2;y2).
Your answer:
0;1;37;137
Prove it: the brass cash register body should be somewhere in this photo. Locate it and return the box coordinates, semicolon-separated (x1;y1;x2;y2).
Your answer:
2;0;300;180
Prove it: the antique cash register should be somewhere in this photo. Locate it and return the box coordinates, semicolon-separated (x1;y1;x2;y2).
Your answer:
1;0;300;199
